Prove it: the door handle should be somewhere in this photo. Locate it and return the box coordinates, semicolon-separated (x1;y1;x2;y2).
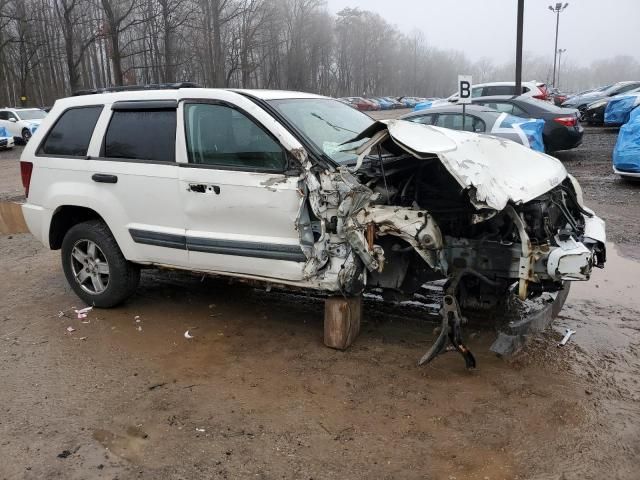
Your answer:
92;173;118;183
189;184;220;194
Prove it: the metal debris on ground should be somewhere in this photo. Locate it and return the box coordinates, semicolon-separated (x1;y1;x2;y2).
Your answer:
74;306;93;319
558;328;576;347
66;326;75;333
195;427;205;432
184;330;194;339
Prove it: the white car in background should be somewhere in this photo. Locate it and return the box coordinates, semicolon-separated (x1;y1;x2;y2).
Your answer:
0;108;47;144
433;81;549;107
0;126;14;150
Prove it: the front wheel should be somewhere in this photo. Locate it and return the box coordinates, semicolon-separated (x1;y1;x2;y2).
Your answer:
21;128;32;144
61;220;140;307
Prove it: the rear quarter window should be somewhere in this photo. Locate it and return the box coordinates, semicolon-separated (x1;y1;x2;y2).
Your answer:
38;106;103;157
103;110;176;162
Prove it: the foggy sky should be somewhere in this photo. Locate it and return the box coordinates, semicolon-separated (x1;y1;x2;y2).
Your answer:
324;0;640;66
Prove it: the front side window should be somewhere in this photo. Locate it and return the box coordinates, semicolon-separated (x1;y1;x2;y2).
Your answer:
471;87;484;98
39;106;102;157
104;109;176;162
0;112;8;120
185;103;285;171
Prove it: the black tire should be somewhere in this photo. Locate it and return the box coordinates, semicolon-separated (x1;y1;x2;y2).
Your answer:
21;128;32;144
61;220;140;308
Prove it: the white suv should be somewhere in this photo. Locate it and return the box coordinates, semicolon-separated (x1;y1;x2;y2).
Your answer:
0;107;47;143
20;85;605;366
437;81;549;105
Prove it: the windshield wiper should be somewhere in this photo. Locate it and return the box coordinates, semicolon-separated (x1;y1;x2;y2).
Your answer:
310;112;359;135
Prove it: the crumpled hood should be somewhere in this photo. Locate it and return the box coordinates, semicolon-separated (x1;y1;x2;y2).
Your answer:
354;119;567;211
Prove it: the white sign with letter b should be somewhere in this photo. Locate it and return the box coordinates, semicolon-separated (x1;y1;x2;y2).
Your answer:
458;75;473;104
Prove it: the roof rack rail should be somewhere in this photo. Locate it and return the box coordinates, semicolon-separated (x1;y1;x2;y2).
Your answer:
72;82;201;96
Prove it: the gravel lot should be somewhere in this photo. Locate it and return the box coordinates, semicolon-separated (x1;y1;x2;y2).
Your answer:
1;119;639;479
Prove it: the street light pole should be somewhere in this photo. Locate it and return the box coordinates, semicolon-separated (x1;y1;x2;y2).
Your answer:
515;0;524;95
548;2;569;88
557;48;566;88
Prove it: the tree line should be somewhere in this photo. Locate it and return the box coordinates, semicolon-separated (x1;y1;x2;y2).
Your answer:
1;0;638;107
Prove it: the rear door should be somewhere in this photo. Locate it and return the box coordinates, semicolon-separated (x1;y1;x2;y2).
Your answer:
87;100;187;267
178;99;306;281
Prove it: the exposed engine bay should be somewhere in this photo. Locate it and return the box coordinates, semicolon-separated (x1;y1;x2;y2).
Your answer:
294;119;606;368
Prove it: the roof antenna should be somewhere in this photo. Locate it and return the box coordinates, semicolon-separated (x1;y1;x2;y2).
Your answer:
377;144;391;204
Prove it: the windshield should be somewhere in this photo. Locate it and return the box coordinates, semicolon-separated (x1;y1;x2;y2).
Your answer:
268;98;374;164
16;109;46;121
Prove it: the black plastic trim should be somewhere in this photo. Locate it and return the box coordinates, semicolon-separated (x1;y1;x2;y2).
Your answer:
129;229;186;250
128;228;305;262
187;237;306;262
111;100;178;111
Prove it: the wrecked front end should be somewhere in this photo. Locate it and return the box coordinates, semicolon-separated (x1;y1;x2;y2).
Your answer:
297;120;605;367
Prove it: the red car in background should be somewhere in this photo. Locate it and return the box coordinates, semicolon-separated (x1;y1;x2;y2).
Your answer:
339;97;380;111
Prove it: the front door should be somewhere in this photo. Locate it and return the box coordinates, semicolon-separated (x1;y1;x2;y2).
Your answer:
178;100;306;281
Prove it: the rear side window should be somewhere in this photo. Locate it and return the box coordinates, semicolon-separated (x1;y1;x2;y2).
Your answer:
486;85;516;96
407;114;435;125
434;113;484;132
39;106;102;157
104;110;176;162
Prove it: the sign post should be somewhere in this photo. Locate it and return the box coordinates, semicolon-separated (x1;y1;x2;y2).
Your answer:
458;75;472;132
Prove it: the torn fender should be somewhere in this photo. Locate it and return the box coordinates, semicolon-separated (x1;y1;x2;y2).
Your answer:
350;205;445;273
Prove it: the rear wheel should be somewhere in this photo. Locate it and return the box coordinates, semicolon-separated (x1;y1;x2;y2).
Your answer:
61;220;140;307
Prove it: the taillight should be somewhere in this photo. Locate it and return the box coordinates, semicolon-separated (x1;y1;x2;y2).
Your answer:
554;116;577;127
20;161;33;198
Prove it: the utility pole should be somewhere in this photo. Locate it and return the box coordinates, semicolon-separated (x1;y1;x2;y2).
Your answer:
515;0;524;95
548;3;569;88
557;48;566;88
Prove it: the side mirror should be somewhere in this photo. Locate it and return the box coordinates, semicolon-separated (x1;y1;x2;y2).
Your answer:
8;118;16;123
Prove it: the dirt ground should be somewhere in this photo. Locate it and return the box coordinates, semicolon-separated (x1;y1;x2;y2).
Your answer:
1;119;639;479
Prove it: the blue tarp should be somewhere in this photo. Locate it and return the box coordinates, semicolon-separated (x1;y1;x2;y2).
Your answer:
0;126;8;138
494;114;546;152
414;101;432;111
613;107;640;173
605;94;640;125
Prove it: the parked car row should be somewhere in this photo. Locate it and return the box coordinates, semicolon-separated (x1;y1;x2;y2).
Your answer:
338;96;432;111
560;81;640;124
